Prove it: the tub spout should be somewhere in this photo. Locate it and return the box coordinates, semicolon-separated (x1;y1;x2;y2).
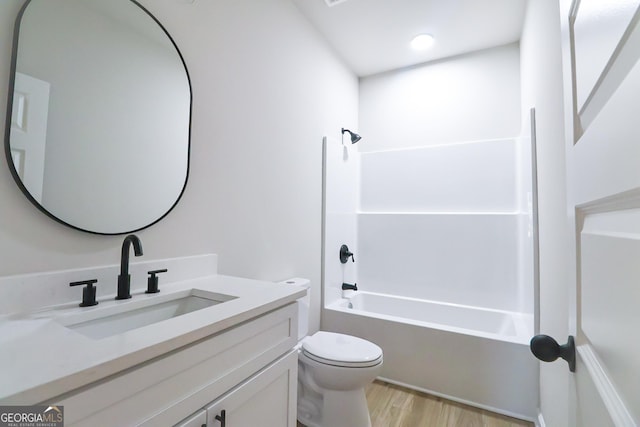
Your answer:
342;282;358;291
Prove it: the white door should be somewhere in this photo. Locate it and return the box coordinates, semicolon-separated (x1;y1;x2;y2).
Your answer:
9;72;50;203
560;0;640;425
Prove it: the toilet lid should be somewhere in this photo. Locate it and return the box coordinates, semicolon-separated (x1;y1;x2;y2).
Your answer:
302;331;382;367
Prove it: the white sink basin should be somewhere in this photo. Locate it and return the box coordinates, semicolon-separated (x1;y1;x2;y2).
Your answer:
57;289;236;339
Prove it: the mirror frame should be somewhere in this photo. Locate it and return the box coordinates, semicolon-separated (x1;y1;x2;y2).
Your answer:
4;0;192;235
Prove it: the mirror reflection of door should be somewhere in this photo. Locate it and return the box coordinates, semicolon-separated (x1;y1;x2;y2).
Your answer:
9;72;50;203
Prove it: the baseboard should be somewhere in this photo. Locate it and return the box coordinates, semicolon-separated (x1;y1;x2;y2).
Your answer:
536;411;546;427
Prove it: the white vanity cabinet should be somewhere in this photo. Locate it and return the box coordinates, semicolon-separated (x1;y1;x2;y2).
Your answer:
175;409;206;427
48;303;298;427
176;350;297;427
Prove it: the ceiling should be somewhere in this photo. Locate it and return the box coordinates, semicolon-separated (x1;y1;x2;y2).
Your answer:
291;0;527;77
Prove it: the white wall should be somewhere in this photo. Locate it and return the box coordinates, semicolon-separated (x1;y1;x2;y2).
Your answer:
359;43;521;152
0;0;358;334
520;0;570;425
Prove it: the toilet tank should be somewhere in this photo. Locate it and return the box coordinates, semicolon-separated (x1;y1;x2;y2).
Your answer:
278;278;310;340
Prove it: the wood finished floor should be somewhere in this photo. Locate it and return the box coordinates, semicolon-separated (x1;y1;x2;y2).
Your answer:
298;380;534;427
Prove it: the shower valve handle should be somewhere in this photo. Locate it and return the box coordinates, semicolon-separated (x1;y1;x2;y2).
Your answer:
340;244;355;263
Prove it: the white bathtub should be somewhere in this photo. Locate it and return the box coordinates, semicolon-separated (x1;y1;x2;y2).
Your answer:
323;291;538;421
336;292;531;344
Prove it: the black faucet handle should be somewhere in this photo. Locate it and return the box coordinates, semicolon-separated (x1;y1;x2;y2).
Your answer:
146;269;168;294
340;244;355;264
70;279;99;307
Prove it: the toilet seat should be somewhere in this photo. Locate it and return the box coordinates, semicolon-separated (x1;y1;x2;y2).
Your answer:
302;331;383;368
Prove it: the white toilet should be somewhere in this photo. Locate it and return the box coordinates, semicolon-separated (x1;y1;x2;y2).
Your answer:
280;278;383;427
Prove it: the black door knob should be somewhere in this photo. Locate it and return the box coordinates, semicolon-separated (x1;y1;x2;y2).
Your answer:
530;334;576;372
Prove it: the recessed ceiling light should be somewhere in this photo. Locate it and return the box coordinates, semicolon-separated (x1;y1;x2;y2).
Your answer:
411;34;435;51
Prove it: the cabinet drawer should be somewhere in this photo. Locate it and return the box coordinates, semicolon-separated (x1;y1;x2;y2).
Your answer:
52;303;297;426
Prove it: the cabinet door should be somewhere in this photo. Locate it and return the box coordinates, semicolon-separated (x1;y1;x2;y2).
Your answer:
175;409;206;427
206;350;297;427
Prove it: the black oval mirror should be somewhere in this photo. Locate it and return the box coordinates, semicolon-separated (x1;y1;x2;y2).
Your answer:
5;0;191;234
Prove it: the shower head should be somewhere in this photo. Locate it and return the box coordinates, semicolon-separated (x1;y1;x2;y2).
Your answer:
341;128;362;144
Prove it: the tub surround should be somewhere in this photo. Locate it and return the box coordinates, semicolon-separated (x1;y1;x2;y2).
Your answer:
322;137;535;314
356;139;533;314
0;254;305;404
321;135;538;420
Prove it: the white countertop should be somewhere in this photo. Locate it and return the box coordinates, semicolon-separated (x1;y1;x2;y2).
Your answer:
0;274;305;404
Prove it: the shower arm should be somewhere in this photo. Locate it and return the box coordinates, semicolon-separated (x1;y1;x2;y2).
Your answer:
341;128;362;144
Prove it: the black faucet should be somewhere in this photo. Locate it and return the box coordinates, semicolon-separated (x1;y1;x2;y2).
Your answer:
342;282;358;291
116;234;143;300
